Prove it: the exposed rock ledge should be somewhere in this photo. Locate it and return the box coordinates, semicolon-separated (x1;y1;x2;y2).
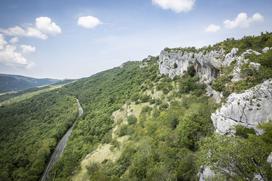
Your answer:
159;49;226;83
211;79;272;135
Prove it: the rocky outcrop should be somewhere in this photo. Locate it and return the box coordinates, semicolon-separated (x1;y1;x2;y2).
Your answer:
158;47;245;83
159;49;225;83
206;85;223;104
267;153;272;168
231;49;261;82
211;80;272;135
262;47;271;53
223;48;238;66
199;166;215;181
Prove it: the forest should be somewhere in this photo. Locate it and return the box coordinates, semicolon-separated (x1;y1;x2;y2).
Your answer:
0;92;78;181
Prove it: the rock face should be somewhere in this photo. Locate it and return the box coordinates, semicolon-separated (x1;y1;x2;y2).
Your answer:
262;47;271;53
159;47;271;135
211;80;272;135
199;166;215;181
158;48;246;84
231;49;261;82
159;49;225;83
267;152;272;167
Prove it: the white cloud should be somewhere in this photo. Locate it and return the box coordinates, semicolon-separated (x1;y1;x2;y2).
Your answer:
0;35;33;67
26;27;48;39
0;26;25;36
0;26;47;39
205;24;221;33
35;17;62;35
0;16;61;40
20;45;36;54
77;16;102;29
0;34;7;49
152;0;195;13
0;45;28;66
9;37;19;44
224;12;264;29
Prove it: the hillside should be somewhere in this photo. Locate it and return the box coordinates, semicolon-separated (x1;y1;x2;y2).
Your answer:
0;74;60;93
0;32;272;181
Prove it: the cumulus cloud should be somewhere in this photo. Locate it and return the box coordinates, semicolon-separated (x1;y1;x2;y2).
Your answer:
0;35;34;67
0;34;7;49
0;25;47;39
205;24;221;33
35;17;62;35
26;27;48;39
9;37;19;44
0;45;28;66
152;0;195;13
77;16;102;29
224;12;264;29
20;45;36;54
0;16;61;40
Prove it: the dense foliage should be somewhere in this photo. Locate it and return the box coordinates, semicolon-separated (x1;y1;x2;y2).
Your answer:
197;123;272;180
0;92;78;181
50;60;160;180
82;83;216;180
45;56;217;180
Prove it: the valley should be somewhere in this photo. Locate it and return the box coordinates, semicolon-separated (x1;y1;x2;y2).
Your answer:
0;33;272;181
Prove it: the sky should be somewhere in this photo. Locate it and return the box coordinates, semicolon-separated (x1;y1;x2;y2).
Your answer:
0;0;271;79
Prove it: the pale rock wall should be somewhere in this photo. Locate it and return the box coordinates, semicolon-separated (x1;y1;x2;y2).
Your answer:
211;79;272;135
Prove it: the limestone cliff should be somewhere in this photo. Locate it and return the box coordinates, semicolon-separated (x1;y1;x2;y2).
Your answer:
159;49;224;83
211;79;272;135
158;47;272;134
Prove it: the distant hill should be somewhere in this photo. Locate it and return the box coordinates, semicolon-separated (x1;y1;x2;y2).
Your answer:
0;74;60;93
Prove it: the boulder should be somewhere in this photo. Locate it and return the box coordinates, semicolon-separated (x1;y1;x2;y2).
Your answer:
211;80;272;135
199;166;215;181
262;47;270;53
223;48;238;66
267;152;272;167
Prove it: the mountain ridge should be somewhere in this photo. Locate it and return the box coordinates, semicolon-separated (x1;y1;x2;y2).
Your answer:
0;73;61;93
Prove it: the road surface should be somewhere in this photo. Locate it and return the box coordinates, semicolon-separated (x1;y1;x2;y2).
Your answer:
40;99;83;181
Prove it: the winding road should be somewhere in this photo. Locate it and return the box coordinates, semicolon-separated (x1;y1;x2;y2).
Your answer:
40;99;83;181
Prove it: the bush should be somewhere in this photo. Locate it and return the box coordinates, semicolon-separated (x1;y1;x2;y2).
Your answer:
131;93;140;102
179;75;206;95
140;95;151;103
235;125;255;138
118;125;130;136
187;65;196;77
212;75;231;92
141;106;152;114
127;115;137;125
159;103;169;110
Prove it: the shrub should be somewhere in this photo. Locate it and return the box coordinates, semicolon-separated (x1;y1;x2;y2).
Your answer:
141;106;152;114
118;125;130;136
235;125;256;138
140;95;151;103
127;115;137;125
179;75;206;95
187;65;196;77
212;75;231;92
159;103;169;110
131;93;140;102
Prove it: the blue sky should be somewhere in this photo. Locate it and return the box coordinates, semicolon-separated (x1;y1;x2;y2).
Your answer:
0;0;271;79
